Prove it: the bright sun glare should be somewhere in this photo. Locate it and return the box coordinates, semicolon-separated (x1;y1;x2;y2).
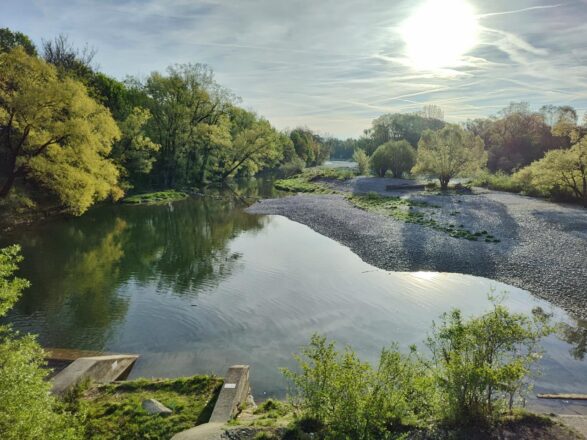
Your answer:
401;0;479;70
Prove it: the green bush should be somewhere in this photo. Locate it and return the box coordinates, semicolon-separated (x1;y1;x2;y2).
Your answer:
285;299;553;437
279;157;306;178
370;140;416;178
471;170;525;193
427;300;553;426
352;148;370;175
282;335;431;440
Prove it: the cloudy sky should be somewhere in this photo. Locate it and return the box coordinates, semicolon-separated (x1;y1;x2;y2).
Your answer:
3;0;587;137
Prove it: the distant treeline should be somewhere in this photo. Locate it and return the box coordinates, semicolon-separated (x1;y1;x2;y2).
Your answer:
0;28;329;217
330;102;587;205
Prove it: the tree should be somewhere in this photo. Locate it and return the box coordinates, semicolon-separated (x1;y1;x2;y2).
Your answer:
111;107;160;189
352;148;369;175
218;118;285;180
290;128;327;166
0;245;83;439
139;63;233;187
470;103;563;172
0;28;37;56
516;137;587;206
0;48;122;214
365;113;445;153
370;140;416;178
42;34;96;79
413;125;486;189
419;104;444;121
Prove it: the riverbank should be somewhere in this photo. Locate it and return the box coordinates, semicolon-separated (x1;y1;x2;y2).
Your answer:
247;176;587;319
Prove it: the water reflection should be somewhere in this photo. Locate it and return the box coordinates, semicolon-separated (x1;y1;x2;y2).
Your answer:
0;178;585;400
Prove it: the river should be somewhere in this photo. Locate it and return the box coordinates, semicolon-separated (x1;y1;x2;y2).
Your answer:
1;176;586;409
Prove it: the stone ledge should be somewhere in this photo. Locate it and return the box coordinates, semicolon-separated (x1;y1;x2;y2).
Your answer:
51;354;139;396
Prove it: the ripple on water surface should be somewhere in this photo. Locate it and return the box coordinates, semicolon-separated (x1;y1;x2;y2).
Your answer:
2;202;586;404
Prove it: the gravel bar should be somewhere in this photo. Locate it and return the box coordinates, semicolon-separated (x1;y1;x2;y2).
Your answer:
247;177;587;320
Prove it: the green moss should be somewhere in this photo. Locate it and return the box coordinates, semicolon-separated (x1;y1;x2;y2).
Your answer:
81;376;222;440
348;194;499;243
122;190;188;205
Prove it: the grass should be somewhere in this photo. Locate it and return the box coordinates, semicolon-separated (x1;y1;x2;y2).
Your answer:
122;190;189;204
470;170;525;193
274;167;356;193
81;376;222;440
348;192;500;243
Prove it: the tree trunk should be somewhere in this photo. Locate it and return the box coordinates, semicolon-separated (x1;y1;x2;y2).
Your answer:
0;154;17;197
582;175;586;208
439;176;450;190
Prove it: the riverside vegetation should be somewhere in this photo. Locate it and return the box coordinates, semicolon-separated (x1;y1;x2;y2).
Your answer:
228;298;577;440
0;29;330;228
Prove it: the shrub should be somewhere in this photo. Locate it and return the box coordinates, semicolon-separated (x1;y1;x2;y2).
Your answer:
370;140;416;178
279;156;306;178
285;299;553;436
352;148;370;175
426;299;552;426
282;335;431;440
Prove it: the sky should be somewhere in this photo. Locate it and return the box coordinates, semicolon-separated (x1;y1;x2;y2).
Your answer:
3;0;587;138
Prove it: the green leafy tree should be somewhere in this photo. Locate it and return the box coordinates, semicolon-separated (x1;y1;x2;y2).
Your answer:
112;107;160;189
290;128;327;166
218;118;285;179
515;136;587;206
0;28;37;56
370;140;416;178
413;125;486;189
139;63;233;186
0;47;122;214
0;245;83;439
365;113;445;154
352;148;369;175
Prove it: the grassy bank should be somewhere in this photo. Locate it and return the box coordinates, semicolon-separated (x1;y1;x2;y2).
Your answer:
274;168;355;193
121;190;189;204
79;376;222;440
231;409;582;440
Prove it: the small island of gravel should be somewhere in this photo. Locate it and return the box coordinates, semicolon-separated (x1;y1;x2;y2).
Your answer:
247;176;587;319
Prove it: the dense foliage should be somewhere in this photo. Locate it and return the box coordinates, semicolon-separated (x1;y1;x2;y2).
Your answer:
370;140;416;178
284;300;552;439
0;28;319;221
0;47;122;215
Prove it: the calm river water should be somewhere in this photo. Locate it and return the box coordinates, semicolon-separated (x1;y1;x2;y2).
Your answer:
1;178;586;404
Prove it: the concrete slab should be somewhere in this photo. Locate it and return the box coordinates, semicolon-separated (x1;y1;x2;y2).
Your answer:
209;365;250;423
171;422;226;440
51;354;138;396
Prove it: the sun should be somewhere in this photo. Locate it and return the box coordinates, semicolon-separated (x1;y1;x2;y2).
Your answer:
400;0;479;70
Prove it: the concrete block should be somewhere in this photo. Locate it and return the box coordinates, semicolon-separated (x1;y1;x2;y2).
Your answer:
209;365;250;423
51;354;138;396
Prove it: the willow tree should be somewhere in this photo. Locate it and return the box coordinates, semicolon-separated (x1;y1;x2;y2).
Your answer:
0;47;121;214
413;125;486;189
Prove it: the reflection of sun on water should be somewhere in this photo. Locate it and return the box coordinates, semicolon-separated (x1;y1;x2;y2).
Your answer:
400;0;479;70
411;271;440;281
